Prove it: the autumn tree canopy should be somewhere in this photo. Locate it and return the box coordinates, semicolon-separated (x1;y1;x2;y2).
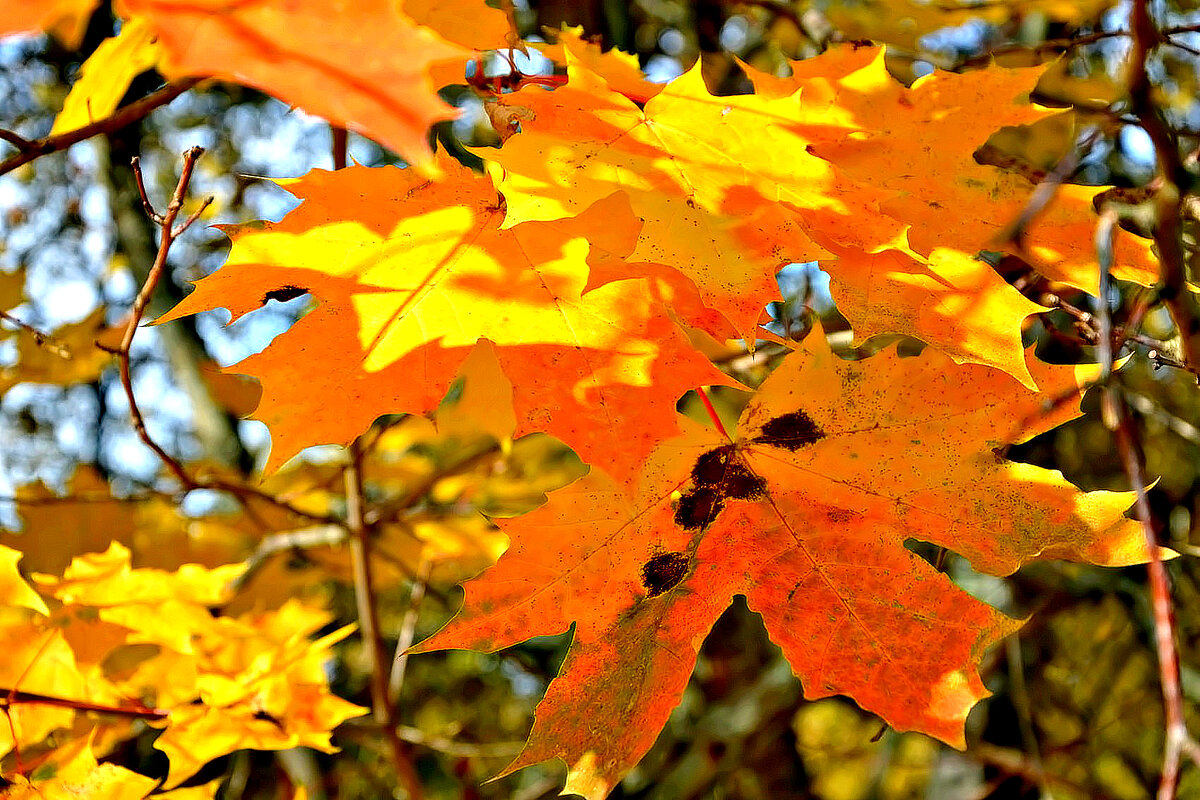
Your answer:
1;1;1199;799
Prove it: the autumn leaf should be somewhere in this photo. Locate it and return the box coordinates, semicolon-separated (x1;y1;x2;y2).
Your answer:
0;268;24;313
535;27;663;105
148;604;366;787
0;544;49;616
482;48;1063;380
115;0;473;173
0;621;86;760
773;46;1160;290
157;159;730;482
0;307;117;394
416;330;1146;798
0;736;158;800
34;542;245;654
50;16;162;135
484;51;903;339
0;0;100;48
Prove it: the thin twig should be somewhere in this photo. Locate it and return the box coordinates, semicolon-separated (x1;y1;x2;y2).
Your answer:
112;149;336;526
997;127;1103;256
0;129;35;150
117;147;211;488
389;552;431;706
223;523;348;595
0;688;168;720
364;442;501;527
0;78;200;177
345;441;425;799
0;310;72;358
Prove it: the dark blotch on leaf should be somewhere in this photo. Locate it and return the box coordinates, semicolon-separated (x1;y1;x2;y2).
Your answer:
756;410;825;451
692;445;737;487
675;487;724;530
642;551;690;596
262;285;308;304
691;447;766;499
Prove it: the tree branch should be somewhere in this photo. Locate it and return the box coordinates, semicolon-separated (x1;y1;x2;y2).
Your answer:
345;441;425;799
0;78;200;177
1128;0;1200;374
1096;201;1200;800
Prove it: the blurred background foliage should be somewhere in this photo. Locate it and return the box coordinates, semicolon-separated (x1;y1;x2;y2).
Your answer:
2;0;1200;798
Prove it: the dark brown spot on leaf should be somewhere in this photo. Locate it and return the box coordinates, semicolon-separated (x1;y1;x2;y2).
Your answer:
691;446;766;499
755;410;825;451
642;551;689;596
675;487;724;531
262;285;308;304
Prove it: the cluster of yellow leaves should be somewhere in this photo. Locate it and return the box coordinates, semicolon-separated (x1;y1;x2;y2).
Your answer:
0;542;364;797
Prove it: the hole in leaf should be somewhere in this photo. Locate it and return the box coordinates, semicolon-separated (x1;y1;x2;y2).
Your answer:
642;551;690;596
262;285;308;304
755;410;825;450
903;538;945;570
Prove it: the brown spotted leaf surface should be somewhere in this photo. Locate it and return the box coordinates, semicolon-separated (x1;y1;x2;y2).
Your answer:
416;331;1147;799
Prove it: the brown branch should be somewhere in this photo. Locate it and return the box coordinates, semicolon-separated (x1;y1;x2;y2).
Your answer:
0;310;72;358
363;442;501;527
344;441;425;799
1128;0;1200;375
117;147;210;488
109;148;338;526
0;688;168;720
995;127;1103;256
0;78;200;178
0;129;35;150
1096;198;1200;800
388;551;430;706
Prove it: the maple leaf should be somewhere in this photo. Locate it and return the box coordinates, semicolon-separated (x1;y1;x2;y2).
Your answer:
0;307;119;394
535;27;664;105
416;330;1146;798
157;160;730;482
483;52;903;339
0;621;85;760
481;49;1062;381
0;544;49;616
34;542;245;654
141;601;365;787
0;0;99;48
50;16;161;135
115;0;473;173
770;46;1160;290
0;736;158;800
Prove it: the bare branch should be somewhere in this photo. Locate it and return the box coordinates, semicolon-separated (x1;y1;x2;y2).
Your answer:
0;310;72;359
1128;0;1200;375
0;79;201;177
345;441;425;799
0;688;168;721
1097;192;1200;800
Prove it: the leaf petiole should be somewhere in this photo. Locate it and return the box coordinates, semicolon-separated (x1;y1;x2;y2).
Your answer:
695;386;732;442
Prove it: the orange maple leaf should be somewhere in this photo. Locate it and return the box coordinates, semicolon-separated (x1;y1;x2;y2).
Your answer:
483;52;901;339
415;331;1147;798
481;49;1066;382
116;0;473;173
157;160;732;482
770;46;1160;290
0;0;100;48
